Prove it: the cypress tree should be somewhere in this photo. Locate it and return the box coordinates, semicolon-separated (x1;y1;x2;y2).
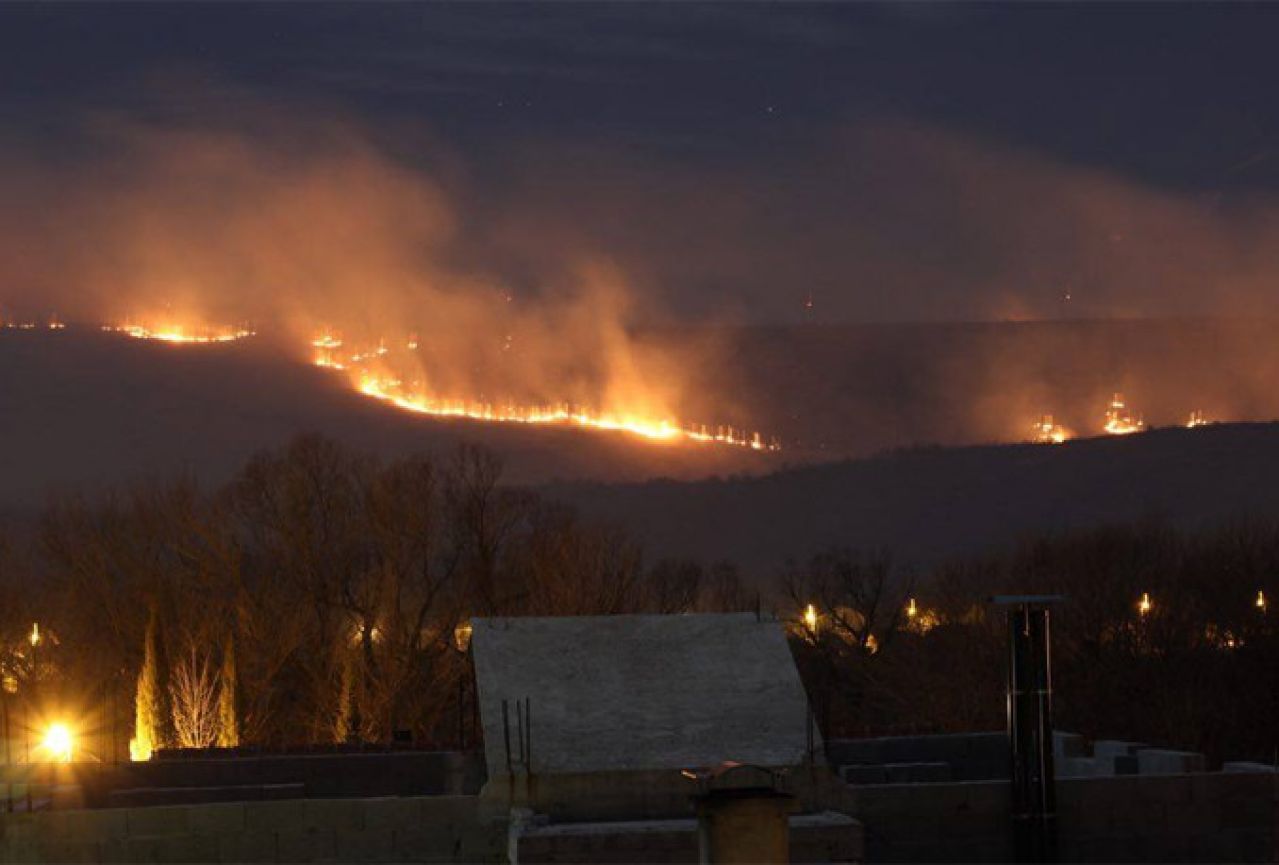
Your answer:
130;608;163;761
217;634;240;748
333;653;355;743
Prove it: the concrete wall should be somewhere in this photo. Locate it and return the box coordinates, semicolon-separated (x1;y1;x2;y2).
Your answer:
827;733;1009;782
1058;772;1277;863
480;764;856;825
0;751;485;811
102;751;484;803
852;772;1279;863
516;812;862;864
852;779;1012;863
0;794;506;864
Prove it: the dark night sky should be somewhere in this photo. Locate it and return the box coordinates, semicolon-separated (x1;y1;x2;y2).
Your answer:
4;3;1279;322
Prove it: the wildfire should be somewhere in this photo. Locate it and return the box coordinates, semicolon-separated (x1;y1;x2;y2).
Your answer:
1103;392;1145;435
1186;410;1209;428
0;314;63;331
1032;414;1070;444
103;321;255;344
314;332;779;451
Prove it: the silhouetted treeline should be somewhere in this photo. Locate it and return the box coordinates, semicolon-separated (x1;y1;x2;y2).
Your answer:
0;435;749;751
1;436;1277;766
787;521;1279;765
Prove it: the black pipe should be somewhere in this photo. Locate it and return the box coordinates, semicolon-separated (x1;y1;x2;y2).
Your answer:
1007;600;1057;863
515;699;525;769
501;699;512;776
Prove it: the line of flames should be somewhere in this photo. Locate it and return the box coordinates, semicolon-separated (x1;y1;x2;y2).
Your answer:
3;320;64;330
100;322;255;344
312;336;777;450
17;321;1230;452
56;321;776;450
1034;394;1212;444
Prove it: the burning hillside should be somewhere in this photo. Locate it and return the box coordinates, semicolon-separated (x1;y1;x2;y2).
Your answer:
102;321;255;344
1103;392;1145;436
0;118;790;458
11;316;1275;460
1032;414;1070;444
310;331;776;450
53;319;782;452
7;120;1279;470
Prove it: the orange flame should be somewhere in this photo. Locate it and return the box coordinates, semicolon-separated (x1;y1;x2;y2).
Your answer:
103;321;255;344
1032;414;1070;444
1103;392;1145;435
313;332;777;451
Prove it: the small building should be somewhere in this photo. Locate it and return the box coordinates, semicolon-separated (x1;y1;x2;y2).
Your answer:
469;612;862;862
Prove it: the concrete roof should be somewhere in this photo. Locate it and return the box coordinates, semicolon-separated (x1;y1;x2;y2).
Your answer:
471;613;817;776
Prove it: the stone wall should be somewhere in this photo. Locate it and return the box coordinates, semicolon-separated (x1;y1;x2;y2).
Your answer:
0;794;506;864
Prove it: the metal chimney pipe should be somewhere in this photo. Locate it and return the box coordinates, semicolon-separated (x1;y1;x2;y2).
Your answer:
994;595;1061;863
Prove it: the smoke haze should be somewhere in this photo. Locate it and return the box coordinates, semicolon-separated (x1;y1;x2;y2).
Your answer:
4;107;1279;467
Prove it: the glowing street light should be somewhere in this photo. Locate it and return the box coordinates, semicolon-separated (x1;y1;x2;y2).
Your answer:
129;736;152;763
28;623;40;647
40;723;73;763
906;598;918;619
1137;592;1153;617
803;604;819;634
453;621;473;652
1257;590;1267;613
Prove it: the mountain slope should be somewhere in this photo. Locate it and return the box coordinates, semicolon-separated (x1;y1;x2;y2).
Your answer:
549;422;1279;575
0;331;775;509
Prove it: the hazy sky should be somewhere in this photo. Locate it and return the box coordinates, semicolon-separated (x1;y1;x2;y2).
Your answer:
5;3;1279;323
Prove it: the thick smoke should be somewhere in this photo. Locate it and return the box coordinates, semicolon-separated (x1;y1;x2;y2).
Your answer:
4;111;1279;458
468;119;1279;323
0;113;697;425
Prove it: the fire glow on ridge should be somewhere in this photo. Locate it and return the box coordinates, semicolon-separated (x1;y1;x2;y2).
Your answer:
102;321;255;344
311;333;778;451
87;319;780;450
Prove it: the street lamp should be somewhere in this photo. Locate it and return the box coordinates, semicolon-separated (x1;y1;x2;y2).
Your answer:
803;604;819;634
40;723;73;763
453;621;473;653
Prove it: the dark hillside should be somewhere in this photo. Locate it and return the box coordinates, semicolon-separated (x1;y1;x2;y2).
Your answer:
550;422;1279;575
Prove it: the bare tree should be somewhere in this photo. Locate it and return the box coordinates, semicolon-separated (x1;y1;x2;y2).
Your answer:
170;643;220;749
784;547;912;651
